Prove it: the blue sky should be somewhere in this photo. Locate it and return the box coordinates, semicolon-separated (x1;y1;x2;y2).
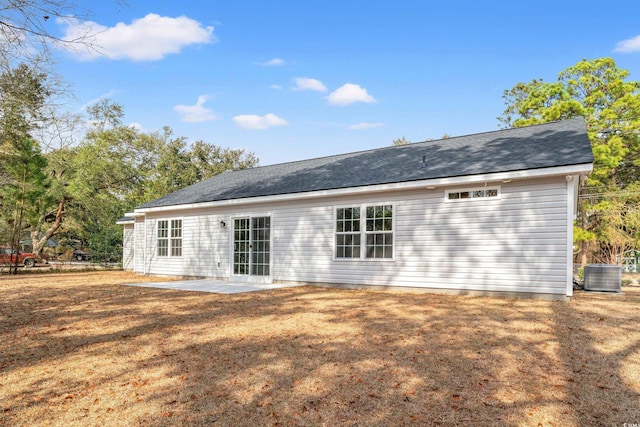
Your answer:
50;0;640;165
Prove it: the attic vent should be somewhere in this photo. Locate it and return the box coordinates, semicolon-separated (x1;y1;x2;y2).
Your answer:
583;264;622;292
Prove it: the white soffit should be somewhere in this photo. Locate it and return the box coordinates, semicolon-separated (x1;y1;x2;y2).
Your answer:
135;163;593;214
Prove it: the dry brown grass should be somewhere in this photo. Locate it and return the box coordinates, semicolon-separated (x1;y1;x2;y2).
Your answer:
1;272;639;426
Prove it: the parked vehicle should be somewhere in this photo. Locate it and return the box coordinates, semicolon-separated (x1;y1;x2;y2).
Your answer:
73;249;91;261
0;247;48;267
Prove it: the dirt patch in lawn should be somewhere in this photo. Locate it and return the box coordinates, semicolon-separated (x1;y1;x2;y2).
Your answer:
1;272;639;426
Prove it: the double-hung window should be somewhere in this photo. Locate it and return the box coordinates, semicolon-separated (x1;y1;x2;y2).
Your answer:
365;205;393;259
335;204;393;260
336;207;361;259
170;219;182;256
157;220;168;256
157;219;182;257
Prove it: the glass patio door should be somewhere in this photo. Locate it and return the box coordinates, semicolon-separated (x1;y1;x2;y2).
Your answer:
233;216;270;278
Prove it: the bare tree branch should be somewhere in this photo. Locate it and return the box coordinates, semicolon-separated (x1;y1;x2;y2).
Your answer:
0;0;108;67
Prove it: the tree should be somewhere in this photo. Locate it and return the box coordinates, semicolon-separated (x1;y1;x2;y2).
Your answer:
137;127;259;203
190;140;259;181
0;0;95;67
0;136;48;272
589;182;640;264
392;137;410;146
2;96;260;261
0;63;49;154
52;100;260;260
500;57;640;187
0;1;106;142
393;134;451;146
0;64;50;269
55;100;143;259
499;57;640;265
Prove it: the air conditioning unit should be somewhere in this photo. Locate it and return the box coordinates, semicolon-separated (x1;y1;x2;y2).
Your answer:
583;264;622;292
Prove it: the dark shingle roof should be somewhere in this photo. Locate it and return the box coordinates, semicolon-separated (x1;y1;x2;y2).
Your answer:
137;118;593;209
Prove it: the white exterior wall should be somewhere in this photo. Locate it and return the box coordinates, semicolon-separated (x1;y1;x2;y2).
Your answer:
133;217;145;273
139;212;230;279
270;177;570;295
133;176;573;296
122;224;134;271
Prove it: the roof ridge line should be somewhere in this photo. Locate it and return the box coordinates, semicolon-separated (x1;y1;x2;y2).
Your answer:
246;117;585;170
412;116;584;145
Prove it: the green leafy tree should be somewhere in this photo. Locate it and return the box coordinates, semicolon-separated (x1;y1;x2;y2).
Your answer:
392;137;410;146
0;63;49;155
500;57;640;187
0;64;50;270
0;136;48;272
190;140;259;181
394;134;451;146
53;100;260;259
63;100;146;259
137;127;259;203
499;57;640;264
589;182;640;263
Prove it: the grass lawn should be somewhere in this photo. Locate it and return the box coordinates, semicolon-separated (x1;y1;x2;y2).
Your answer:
0;272;639;426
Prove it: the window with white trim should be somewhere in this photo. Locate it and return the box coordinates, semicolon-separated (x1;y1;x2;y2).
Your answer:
157;220;168;256
157;219;182;257
446;186;499;201
336;207;361;259
335;204;393;260
365;205;393;259
170;219;182;256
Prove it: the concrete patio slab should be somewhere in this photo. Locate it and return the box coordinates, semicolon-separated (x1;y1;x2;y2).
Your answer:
124;279;304;294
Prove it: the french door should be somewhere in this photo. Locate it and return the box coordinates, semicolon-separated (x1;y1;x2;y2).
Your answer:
233;216;271;279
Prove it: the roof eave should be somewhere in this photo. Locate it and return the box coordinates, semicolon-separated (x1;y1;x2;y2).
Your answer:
134;162;593;214
115;216;136;225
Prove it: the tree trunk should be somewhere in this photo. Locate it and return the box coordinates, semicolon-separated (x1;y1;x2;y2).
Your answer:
8;165;28;274
31;199;65;256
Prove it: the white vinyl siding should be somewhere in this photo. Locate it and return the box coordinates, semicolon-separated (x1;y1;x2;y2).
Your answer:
122;224;134;271
135;176;571;296
133;217;145;273
271;178;568;295
141;213;230;279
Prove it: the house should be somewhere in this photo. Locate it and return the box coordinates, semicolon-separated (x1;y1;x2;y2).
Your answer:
118;118;594;300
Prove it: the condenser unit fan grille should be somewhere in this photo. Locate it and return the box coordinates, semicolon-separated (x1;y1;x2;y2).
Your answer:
583;264;622;292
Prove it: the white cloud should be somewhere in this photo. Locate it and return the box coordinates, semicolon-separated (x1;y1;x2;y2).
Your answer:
258;58;285;66
59;14;214;61
326;83;376;106
233;113;288;130
615;35;640;53
346;122;384;130
128;122;144;131
292;77;327;92
270;84;283;90
173;96;219;123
